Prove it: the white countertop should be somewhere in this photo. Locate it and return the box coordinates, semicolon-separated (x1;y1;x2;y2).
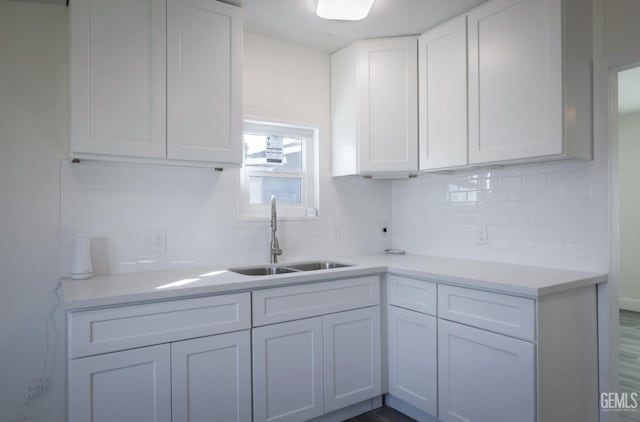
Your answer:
62;254;608;310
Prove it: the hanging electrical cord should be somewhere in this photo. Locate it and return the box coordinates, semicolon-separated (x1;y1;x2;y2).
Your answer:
7;279;63;422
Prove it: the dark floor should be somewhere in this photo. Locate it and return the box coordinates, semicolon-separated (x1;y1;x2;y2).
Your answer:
345;406;416;422
620;310;640;421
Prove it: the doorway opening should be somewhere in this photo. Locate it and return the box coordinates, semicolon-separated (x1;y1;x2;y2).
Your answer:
615;62;640;422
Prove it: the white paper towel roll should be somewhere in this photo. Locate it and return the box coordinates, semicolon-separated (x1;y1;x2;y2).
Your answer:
71;236;93;280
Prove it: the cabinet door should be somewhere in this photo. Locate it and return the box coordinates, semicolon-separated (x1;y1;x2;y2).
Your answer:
323;306;381;413
69;344;171;422
171;331;251;422
387;306;437;416
438;320;535;422
358;37;418;173
167;0;242;164
253;318;324;422
419;16;468;171
70;0;166;158
468;0;563;164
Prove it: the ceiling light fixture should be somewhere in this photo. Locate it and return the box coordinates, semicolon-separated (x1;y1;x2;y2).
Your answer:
316;0;376;21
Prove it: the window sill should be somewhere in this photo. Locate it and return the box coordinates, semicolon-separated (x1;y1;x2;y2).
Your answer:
237;215;321;223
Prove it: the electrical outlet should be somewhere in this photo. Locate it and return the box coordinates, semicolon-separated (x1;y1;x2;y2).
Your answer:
143;230;166;252
476;224;488;245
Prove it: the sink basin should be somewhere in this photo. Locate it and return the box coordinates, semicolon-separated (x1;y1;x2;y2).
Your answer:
228;266;300;276
286;261;352;271
228;261;353;276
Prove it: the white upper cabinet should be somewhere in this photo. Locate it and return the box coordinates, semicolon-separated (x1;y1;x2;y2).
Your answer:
70;0;167;159
70;0;242;166
467;0;592;165
167;0;242;163
331;37;418;176
419;16;468;171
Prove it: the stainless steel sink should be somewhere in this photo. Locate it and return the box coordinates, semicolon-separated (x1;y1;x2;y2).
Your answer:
286;261;352;271
227;261;353;276
227;266;300;276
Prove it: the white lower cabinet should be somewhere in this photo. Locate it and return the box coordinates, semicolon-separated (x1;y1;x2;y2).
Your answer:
69;344;172;422
438;319;535;422
68;293;252;422
171;331;251;422
323;307;381;412
67;276;600;421
387;278;598;422
252;317;325;422
387;305;437;416
70;332;251;422
252;306;382;422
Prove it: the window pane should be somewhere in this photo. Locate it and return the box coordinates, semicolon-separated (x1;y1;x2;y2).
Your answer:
249;176;302;204
244;134;303;170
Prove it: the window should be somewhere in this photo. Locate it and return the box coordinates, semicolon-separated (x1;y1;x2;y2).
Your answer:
239;120;319;219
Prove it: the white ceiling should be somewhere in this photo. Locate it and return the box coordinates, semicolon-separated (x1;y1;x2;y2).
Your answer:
619;66;640;115
18;0;488;52
239;0;487;52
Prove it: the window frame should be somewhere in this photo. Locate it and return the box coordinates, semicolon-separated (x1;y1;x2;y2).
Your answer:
239;119;319;221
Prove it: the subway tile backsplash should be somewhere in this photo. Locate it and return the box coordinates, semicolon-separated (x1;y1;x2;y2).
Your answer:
391;160;608;272
61;160;392;275
61;157;607;276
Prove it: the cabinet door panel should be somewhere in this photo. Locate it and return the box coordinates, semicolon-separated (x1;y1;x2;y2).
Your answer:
387;306;437;416
172;331;251;422
167;0;242;163
253;318;324;422
70;0;166;158
468;0;563;163
358;37;418;173
69;344;171;422
419;16;468;170
438;320;535;422
323;306;381;412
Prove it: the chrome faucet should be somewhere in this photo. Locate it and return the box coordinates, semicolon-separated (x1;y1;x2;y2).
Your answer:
270;195;283;263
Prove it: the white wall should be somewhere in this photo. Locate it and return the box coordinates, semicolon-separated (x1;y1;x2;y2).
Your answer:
0;2;68;421
604;0;640;69
598;0;640;412
618;111;640;310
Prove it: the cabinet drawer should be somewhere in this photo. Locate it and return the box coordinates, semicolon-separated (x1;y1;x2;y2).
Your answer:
438;285;535;341
252;276;380;326
387;275;436;316
69;293;250;358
